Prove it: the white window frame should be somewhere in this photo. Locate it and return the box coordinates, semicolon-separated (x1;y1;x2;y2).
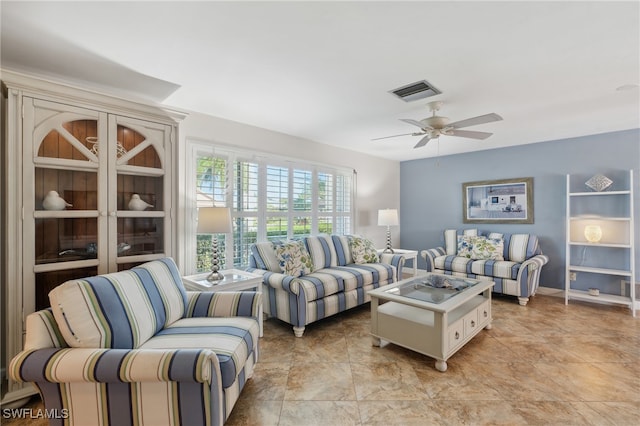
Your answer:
184;140;355;274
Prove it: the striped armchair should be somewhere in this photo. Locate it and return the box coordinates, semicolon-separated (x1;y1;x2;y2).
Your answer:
9;258;260;426
421;229;549;306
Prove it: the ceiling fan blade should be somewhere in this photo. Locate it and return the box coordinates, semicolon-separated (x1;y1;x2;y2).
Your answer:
400;118;426;129
371;132;420;141
448;113;503;129
413;135;432;148
449;129;493;140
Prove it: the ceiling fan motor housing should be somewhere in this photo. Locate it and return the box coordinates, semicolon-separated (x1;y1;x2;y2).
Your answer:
422;115;449;129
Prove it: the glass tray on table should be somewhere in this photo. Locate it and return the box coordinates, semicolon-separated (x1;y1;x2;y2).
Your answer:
387;274;480;304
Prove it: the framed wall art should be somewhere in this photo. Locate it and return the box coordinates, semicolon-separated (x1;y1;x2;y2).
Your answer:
462;177;534;224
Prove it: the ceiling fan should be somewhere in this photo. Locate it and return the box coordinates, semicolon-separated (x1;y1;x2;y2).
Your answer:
373;101;503;149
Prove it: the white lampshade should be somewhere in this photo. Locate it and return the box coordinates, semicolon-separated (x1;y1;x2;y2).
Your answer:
378;209;399;227
198;207;232;233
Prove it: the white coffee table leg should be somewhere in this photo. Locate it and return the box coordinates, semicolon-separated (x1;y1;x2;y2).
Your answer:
435;359;447;372
371;336;381;347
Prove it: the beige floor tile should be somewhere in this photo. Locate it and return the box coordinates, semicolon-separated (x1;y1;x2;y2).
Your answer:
279;401;361;426
284;362;356;401
351;361;427;401
13;294;640;425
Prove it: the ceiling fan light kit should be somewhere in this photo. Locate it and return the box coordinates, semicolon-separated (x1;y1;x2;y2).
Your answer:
374;100;503;149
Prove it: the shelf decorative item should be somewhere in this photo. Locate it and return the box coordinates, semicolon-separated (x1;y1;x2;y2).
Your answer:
86;136;128;158
42;190;72;210
585;174;613;192
583;225;603;243
128;194;154;211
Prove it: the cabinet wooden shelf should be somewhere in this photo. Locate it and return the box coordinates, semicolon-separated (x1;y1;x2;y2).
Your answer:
1;71;185;407
565;170;636;316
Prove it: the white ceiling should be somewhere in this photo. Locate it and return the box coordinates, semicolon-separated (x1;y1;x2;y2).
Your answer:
2;1;639;161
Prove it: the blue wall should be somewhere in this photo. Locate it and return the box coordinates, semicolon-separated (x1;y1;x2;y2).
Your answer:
400;128;639;289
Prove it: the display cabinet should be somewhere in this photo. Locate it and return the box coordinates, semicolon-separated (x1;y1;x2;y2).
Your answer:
564;170;636;316
1;71;185;406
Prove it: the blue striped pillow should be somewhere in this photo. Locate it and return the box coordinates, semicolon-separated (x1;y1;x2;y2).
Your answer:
250;242;280;272
305;235;338;271
332;235;353;266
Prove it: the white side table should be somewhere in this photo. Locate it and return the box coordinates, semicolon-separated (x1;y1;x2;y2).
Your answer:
378;248;419;276
182;269;264;336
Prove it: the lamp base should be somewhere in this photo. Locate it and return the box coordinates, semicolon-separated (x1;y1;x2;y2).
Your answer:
206;270;225;282
383;227;395;254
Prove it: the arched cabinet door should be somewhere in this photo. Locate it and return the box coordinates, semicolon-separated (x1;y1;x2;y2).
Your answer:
24;98;107;313
22;98;174;311
108;115;173;272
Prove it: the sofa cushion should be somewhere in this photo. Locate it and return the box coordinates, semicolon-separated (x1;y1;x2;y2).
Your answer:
445;228;477;255
434;255;520;280
332;235;353;266
275;240;313;277
503;233;539;262
348;235;379;264
250;241;280;272
305;235;338;271
49;258;187;349
139;316;259;389
294;263;395;302
434;255;474;274
470;259;520;280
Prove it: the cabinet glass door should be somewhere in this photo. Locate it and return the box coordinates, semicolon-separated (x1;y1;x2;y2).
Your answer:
25;98;107;311
109;116;171;271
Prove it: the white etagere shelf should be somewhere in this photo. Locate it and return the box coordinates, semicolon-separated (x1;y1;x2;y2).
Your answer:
564;170;636;316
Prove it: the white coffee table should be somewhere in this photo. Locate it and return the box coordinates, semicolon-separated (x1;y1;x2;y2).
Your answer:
183;269;263;336
377;248;419;276
368;273;494;372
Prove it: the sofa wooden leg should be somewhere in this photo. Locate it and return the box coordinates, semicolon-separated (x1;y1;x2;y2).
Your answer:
518;297;529;306
293;326;305;337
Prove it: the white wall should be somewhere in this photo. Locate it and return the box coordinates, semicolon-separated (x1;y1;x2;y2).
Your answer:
176;111;400;269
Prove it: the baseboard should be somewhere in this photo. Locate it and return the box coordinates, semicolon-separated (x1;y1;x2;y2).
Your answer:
536;286;564;297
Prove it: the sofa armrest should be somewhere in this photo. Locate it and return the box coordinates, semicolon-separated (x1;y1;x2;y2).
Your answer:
245;268;302;295
185;291;262;319
421;247;446;272
379;253;406;281
518;254;550;295
10;347;220;384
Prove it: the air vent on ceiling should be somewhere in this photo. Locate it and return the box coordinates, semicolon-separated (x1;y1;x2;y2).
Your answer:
389;80;441;102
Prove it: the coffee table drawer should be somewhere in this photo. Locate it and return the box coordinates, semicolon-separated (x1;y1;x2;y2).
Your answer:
448;320;464;350
478;299;491;325
463;309;479;336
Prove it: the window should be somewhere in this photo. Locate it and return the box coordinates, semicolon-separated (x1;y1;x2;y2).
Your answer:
186;143;355;272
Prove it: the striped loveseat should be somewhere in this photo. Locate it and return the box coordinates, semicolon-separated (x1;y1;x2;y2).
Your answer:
9;258;260;426
421;229;549;306
247;235;405;337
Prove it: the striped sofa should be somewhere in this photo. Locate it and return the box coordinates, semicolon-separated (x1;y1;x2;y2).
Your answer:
9;258;260;426
421;229;549;306
247;235;405;337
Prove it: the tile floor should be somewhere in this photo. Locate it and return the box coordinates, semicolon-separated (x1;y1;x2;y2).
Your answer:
6;294;640;425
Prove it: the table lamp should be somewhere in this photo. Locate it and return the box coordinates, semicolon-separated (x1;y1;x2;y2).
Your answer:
378;208;399;253
197;207;232;282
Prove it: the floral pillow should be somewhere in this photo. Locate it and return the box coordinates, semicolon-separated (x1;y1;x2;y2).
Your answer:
348;235;379;264
456;235;477;258
457;236;504;260
275;240;313;277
